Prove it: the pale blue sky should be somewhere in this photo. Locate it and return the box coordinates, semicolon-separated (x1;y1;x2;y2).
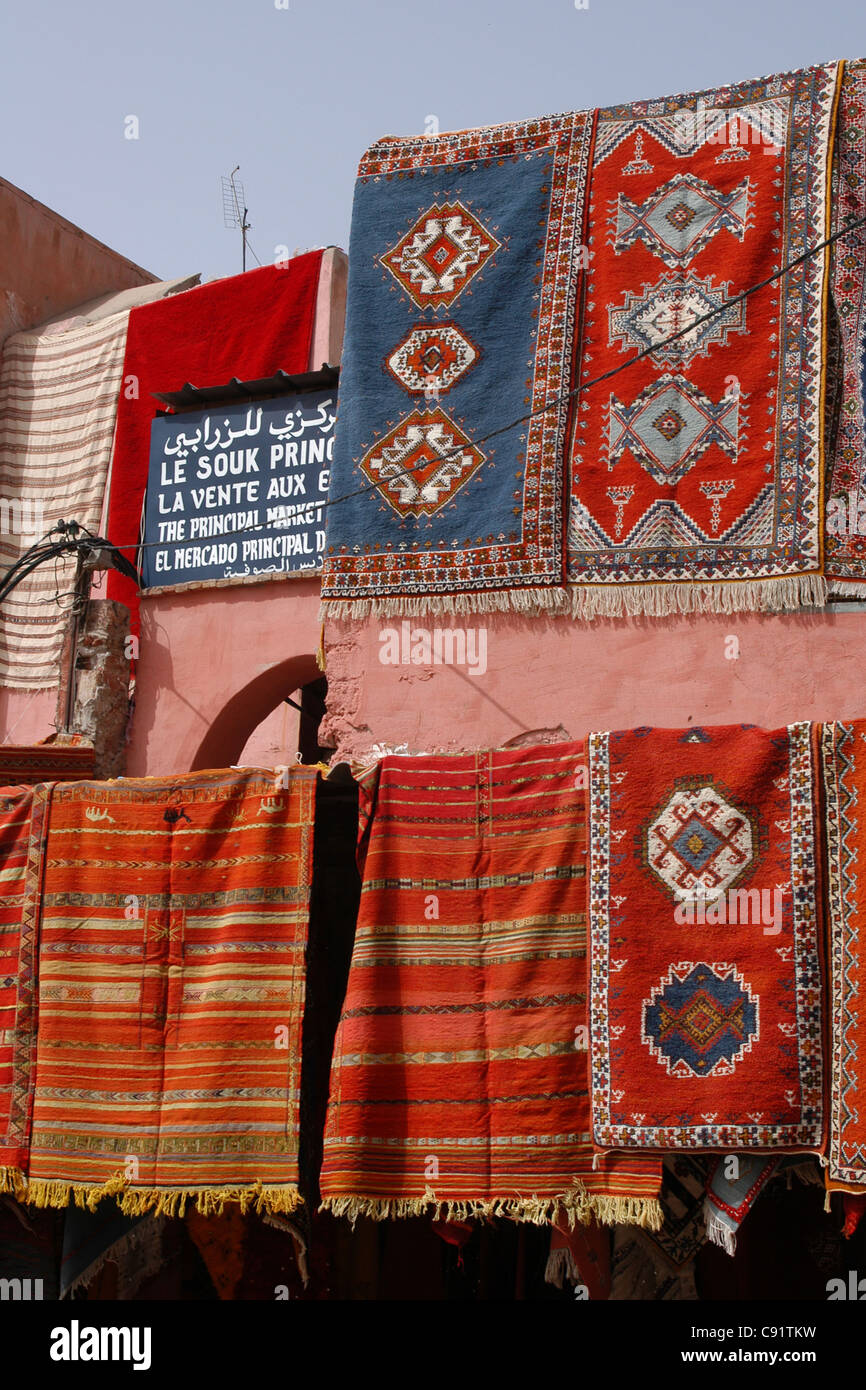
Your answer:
2;0;865;283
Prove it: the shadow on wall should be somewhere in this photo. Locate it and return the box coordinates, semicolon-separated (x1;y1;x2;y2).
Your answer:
190;654;321;771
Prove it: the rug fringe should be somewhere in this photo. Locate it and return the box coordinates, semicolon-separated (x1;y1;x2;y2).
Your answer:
319;587;572;622
319;1186;662;1230
61;1214;166;1300
319;573;828;622
25;1175;303;1218
569;573;828;619
704;1206;737;1256
0;1166;27;1199
828;581;866;600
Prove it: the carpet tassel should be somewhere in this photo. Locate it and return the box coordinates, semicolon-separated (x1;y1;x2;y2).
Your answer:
0;1166;27;1198
22;1174;303;1218
319;573;829;623
704;1206;738;1257
319;1187;662;1231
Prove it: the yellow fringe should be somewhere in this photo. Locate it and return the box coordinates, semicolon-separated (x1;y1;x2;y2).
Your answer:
0;1166;27;1199
319;1183;663;1231
23;1174;303;1219
316;621;327;672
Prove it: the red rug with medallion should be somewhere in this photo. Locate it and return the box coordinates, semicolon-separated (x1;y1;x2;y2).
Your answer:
587;723;824;1151
567;63;839;616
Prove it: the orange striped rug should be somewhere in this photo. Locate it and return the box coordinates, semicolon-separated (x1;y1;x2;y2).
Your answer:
319;745;662;1227
27;767;316;1216
0;783;51;1194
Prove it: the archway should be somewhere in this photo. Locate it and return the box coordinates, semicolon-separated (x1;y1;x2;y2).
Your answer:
190;653;321;770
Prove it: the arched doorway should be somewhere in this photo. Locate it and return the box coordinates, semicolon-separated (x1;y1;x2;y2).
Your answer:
190;653;326;770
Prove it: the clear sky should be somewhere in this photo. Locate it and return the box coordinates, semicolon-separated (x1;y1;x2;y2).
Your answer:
2;0;865;284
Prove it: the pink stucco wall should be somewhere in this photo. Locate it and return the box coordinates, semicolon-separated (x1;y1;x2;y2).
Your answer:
319;607;866;762
127;578;322;776
0;175;155;345
0;688;58;748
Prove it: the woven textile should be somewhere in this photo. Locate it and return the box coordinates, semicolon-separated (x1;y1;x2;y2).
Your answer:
642;1154;709;1268
567;62;839;616
826;60;866;592
610;1225;698;1301
0;783;51;1191
28;767;316;1216
544;1216;611;1296
321;113;594;618
587;723;823;1150
0;313;130;688
704;1154;778;1255
320;745;662;1226
820;720;866;1189
0;741;94;785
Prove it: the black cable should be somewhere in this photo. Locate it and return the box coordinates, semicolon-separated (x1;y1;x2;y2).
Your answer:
0;529;141;608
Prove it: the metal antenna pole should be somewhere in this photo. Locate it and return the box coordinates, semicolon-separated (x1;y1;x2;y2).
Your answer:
222;167;251;274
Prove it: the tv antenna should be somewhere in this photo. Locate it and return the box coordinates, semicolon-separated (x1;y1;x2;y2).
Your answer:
221;166;251;272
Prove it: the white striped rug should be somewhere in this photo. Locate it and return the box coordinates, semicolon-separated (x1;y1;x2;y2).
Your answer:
0;312;130;689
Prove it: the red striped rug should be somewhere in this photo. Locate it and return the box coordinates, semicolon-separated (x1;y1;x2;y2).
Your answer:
27;767;316;1216
320;744;662;1227
0;783;51;1193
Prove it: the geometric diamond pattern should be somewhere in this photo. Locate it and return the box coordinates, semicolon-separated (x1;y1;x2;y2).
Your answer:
380;202;501;310
643;778;757;903
642;961;759;1078
385;322;479;395
608;271;747;370
358;407;486;518
613;174;751;268
608;374;740;485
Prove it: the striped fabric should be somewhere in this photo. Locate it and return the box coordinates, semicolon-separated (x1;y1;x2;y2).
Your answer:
0;312;130;689
28;767;316;1216
320;745;662;1227
0;783;51;1190
0;741;94;784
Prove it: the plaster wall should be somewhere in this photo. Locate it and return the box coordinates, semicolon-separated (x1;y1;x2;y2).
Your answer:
127;579;322;775
0;175;155;345
318;607;866;762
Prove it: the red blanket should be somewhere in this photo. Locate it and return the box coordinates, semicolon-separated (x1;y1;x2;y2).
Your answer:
104;254;324;624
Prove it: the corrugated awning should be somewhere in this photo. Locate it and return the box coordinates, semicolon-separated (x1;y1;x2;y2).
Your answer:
151;365;339;410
